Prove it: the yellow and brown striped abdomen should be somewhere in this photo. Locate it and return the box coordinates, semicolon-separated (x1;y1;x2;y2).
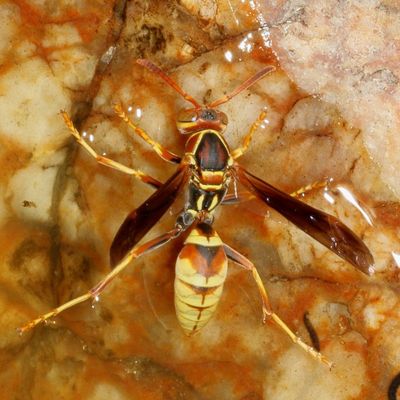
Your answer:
174;223;227;335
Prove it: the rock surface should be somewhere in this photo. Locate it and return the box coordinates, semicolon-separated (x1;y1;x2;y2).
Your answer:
0;1;399;399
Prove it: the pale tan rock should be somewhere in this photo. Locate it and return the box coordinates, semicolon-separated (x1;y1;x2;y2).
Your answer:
0;1;399;399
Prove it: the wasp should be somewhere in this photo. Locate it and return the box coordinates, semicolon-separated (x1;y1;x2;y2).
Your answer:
19;59;374;366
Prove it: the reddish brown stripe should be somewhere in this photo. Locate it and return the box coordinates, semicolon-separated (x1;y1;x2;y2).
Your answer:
200;172;224;185
180;120;226;134
195;222;214;237
181;303;216;311
195;132;229;171
185;133;200;153
160;148;181;163
177;278;221;295
178;244;227;277
177;304;213;322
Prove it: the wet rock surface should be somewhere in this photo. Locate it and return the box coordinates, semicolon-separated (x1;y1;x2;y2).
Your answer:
0;1;399;399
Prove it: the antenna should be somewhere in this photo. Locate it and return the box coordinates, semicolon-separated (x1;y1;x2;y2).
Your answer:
207;65;275;108
136;59;201;109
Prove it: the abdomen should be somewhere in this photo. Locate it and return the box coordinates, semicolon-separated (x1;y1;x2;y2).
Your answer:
174;223;228;335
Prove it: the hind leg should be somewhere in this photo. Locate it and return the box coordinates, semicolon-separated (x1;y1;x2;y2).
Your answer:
19;226;183;334
223;243;332;368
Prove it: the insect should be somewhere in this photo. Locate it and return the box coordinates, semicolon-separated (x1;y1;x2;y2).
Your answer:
22;200;37;208
388;371;400;400
19;59;374;367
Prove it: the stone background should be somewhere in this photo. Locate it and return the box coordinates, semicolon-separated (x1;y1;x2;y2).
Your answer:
0;1;399;399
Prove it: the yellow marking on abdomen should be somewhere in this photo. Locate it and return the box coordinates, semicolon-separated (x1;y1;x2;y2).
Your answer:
174;226;228;335
184;227;222;246
196;194;205;210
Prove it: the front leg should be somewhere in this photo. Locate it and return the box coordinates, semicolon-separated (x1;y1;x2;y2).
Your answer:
113;104;181;164
61;111;162;189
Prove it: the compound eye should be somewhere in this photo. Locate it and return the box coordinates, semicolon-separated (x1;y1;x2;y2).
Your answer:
219;112;228;126
178;109;198;123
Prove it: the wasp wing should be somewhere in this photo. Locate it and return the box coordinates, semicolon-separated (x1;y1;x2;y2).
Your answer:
110;165;190;267
235;165;374;275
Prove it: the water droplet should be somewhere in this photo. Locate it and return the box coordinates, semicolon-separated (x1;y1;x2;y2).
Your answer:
224;50;234;63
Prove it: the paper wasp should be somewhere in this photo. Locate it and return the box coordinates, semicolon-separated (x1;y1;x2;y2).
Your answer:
19;59;374;367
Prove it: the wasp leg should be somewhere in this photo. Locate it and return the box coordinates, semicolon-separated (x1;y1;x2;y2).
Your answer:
223;180;330;205
113;104;182;164
61;111;162;189
231;110;267;160
18;226;183;334
290;180;330;198
223;243;332;368
222;191;254;205
222;177;254;205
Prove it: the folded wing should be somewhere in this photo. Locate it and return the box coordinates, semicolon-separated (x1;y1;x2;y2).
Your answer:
235;165;374;275
110;165;190;267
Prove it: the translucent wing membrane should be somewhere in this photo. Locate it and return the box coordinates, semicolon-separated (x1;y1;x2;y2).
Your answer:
235;165;374;274
110;165;190;267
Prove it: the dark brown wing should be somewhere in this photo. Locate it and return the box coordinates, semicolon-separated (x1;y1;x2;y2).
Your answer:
110;165;190;267
235;165;374;275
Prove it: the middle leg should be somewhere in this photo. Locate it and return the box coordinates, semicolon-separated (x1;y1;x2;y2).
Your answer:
222;179;331;205
290;180;331;199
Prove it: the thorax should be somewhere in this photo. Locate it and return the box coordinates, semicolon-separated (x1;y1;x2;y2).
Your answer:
184;130;233;212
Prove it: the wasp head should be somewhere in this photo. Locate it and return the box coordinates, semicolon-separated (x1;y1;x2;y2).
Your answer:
176;108;228;134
